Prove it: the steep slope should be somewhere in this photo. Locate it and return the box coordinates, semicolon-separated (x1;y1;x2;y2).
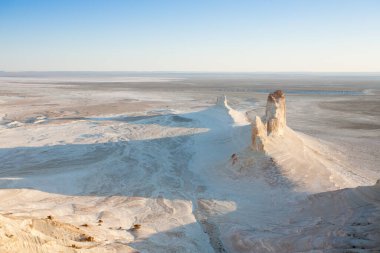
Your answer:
228;180;380;253
248;90;370;192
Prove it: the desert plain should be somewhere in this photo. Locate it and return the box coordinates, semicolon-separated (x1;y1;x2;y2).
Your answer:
0;72;379;252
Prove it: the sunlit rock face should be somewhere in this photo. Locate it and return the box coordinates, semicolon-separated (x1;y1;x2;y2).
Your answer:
251;116;267;151
265;90;286;136
250;90;287;151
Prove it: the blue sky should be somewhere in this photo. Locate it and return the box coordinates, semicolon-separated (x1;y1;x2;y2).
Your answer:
0;0;379;72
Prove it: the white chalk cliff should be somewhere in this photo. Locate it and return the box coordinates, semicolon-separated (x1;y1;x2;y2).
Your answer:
250;90;286;151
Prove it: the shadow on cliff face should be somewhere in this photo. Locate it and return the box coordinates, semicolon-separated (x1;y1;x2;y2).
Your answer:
227;183;380;253
0;135;197;197
0;105;231;193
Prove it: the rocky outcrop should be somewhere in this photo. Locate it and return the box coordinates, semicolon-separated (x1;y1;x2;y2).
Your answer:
251;116;267;151
265;90;286;136
250;90;287;151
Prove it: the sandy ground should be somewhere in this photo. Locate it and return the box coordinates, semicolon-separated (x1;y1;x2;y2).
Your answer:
0;73;379;252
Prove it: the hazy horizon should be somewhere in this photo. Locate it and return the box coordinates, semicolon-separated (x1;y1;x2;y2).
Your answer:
2;70;380;75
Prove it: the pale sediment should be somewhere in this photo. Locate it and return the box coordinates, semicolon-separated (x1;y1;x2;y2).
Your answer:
0;76;379;253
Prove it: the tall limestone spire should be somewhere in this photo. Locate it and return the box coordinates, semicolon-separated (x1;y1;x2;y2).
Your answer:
251;90;287;151
265;90;286;136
